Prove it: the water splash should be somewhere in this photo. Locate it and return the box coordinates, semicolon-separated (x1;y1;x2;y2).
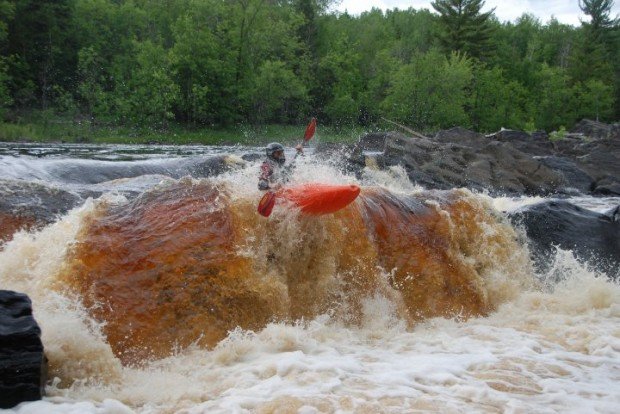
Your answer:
1;149;618;413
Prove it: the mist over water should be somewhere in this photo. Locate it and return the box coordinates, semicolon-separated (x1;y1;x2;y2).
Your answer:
0;144;618;413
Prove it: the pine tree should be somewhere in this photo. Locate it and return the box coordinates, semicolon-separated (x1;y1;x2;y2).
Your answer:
431;0;495;60
578;0;619;119
579;0;618;40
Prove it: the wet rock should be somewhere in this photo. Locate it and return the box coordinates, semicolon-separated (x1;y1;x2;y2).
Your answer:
382;132;563;195
47;155;231;185
185;155;231;178
355;132;388;152
0;180;82;243
571;119;620;139
364;122;620;196
592;177;620;196
572;138;620;196
314;142;356;157
0;290;47;408
538;156;593;194
510;200;620;279
606;205;620;222
435;127;486;148
241;152;262;162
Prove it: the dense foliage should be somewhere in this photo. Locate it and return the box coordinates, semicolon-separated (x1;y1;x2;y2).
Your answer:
1;0;618;133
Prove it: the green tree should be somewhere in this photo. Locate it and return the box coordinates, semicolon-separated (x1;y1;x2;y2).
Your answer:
579;0;618;40
169;2;233;125
469;65;529;131
536;18;576;68
577;78;614;121
532;64;577;130
7;0;78;109
318;37;363;124
576;0;619;118
117;41;180;127
76;46;107;118
381;50;473;130
488;14;541;88
248;60;308;123
0;0;13;45
431;0;495;59
0;0;14;117
387;8;437;63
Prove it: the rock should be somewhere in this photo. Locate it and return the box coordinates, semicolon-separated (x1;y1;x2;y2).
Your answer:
606;205;620;222
0;290;47;408
0;180;82;243
186;155;232;177
241;152;262;162
487;129;554;156
573;138;620;195
571;119;617;139
314;142;356;157
531;130;549;141
492;129;532;141
510;201;620;279
592;177;620;196
479;141;564;193
436;127;487;148
355;132;388;152
538;156;594;194
382;132;564;195
345;124;619;196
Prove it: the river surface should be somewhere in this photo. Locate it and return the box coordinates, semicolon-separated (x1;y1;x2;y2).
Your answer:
0;143;618;414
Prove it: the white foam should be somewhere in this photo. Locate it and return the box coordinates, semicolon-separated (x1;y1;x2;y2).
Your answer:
2;150;619;413
4;261;617;413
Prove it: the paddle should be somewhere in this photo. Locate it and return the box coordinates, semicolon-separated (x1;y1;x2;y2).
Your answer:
257;117;317;217
303;117;316;142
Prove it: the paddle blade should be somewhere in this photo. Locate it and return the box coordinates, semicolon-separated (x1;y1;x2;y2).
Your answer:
257;191;277;217
303;117;316;142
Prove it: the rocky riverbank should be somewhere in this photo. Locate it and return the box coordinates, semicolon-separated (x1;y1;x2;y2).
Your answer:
339;119;620;197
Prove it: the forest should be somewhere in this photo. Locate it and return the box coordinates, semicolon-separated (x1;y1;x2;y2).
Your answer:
0;0;618;137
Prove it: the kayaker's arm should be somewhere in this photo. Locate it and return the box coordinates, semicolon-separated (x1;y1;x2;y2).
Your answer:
291;144;304;164
258;161;273;190
258;179;270;191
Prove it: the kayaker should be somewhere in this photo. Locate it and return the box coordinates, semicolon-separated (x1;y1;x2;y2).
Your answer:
258;142;303;191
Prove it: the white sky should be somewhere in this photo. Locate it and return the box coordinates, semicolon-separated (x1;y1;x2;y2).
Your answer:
333;0;620;26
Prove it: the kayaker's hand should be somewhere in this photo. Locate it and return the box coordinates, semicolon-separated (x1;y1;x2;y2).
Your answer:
295;144;303;153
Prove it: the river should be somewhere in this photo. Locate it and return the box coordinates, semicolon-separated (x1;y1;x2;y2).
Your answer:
0;142;618;413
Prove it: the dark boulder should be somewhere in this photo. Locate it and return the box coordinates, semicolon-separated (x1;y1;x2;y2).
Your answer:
185;155;233;178
434;127;487;148
346;125;619;196
573;138;620;195
538;156;594;194
383;132;564;194
355;132;388;152
47;155;231;185
314;142;367;178
487;129;554;156
510;201;620;279
0;180;82;243
0;290;47;408
571;119;619;139
314;142;357;157
241;152;262;162
531;130;549;141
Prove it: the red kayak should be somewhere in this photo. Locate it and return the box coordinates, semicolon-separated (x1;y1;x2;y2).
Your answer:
258;183;361;217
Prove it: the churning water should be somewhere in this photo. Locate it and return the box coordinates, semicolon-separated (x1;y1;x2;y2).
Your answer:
0;143;618;413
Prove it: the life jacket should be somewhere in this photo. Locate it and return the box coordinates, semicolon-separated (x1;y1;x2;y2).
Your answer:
258;158;291;190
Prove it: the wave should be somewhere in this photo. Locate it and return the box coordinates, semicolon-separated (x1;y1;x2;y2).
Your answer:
1;154;618;412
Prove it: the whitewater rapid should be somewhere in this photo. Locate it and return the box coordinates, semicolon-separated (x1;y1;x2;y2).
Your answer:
0;143;619;413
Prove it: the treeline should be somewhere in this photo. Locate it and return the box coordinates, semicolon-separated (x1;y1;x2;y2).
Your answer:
0;0;618;133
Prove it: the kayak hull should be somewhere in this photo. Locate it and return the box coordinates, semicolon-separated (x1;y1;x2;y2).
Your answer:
279;183;360;215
